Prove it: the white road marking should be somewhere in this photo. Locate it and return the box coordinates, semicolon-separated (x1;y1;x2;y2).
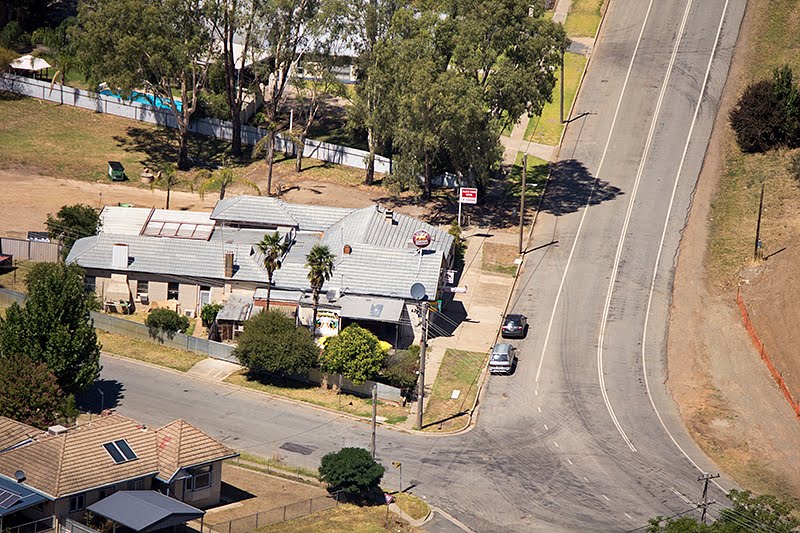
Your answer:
602;494;610;501
544;424;549;430
671;488;693;506
596;0;695;454
583;477;589;483
534;0;657;386
553;441;559;448
640;0;731;495
537;406;542;413
567;458;573;465
624;513;633;521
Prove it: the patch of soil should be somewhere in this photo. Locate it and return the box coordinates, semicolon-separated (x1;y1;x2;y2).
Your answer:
668;0;800;502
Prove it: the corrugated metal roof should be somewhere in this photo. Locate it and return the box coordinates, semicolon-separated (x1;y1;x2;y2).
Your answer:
101;207;213;237
87;491;204;533
339;296;405;323
0;476;49;516
216;293;253;322
283;203;354;232
210;196;299;227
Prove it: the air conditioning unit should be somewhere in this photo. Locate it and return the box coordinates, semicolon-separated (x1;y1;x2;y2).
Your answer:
326;288;342;302
184;309;196;318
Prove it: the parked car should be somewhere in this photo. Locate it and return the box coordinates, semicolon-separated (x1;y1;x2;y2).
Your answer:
501;314;528;338
489;343;516;375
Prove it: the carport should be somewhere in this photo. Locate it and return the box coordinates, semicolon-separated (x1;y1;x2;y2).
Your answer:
86;491;204;533
0;477;50;532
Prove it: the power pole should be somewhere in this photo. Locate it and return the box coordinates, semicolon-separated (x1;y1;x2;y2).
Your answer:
753;183;765;261
560;46;565;123
697;473;720;523
519;154;527;254
415;302;429;430
370;384;377;459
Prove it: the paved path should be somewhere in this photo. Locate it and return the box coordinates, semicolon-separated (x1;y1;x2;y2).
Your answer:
94;2;748;531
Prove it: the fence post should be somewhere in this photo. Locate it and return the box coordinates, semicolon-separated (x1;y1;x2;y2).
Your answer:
255;512;258;529
228;520;231;533
309;498;313;514
283;505;286;521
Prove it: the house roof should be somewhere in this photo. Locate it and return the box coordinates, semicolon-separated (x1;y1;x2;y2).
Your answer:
0;417;42;452
87;491;203;533
154;420;237;482
211;196;353;231
0;414;158;498
0;475;48;516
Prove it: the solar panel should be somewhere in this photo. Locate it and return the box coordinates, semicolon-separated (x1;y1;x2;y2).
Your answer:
114;439;137;461
0;489;21;509
102;442;125;464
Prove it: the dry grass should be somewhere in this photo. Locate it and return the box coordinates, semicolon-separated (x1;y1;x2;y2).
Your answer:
225;371;410;424
204;463;327;525
423;349;487;432
0;260;36;293
97;330;205;371
482;242;519;276
392;493;429;521
258;503;423;533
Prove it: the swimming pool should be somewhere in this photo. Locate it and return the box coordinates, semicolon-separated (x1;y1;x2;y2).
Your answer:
100;89;183;112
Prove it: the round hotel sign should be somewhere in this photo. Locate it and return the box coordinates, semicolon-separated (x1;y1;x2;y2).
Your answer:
412;229;432;249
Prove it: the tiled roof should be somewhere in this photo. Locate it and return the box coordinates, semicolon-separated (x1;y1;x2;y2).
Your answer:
0;417;42;452
154;420;237;482
0;414;158;498
211;196;353;231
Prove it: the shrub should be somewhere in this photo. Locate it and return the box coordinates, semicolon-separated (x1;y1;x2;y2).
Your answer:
0;47;16;73
0;354;66;429
319;447;385;500
200;302;223;326
382;349;419;391
146;308;190;335
233;310;319;375
729;80;785;153
0;22;30;50
197;91;230;121
320;324;387;385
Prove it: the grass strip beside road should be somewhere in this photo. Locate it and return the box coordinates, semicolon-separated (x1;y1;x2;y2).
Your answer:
563;0;605;38
234;452;321;481
392;493;429;521
225;371;410;425
258;503;423;533
423;349;487;432
524;52;587;145
98;330;205;371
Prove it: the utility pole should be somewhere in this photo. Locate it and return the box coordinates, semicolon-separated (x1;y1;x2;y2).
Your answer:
697;473;720;523
370;384;377;459
415;302;429;430
519;154;527;254
560;46;565;123
753;183;765;261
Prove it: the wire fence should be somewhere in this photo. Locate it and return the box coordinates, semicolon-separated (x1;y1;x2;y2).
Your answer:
201;492;341;533
736;288;800;417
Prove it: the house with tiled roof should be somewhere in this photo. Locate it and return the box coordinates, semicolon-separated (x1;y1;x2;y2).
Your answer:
0;414;237;532
66;196;455;346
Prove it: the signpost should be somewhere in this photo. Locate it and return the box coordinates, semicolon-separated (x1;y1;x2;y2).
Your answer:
458;187;478;227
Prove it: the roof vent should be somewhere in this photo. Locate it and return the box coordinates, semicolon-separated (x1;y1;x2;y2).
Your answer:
14;470;25;483
384;209;394;223
343;244;352;255
224;252;234;278
47;425;68;436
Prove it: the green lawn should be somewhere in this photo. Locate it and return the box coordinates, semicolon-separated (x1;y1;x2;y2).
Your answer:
524;52;587;146
422;349;487;431
563;0;606;38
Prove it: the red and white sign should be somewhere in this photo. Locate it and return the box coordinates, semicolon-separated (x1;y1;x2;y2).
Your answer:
412;229;432;249
459;187;478;204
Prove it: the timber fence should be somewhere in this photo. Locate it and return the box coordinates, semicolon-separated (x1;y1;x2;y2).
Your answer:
736;287;800;418
1;237;61;262
0;73;392;173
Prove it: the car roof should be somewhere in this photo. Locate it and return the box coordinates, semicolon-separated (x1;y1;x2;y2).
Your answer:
492;343;513;354
505;314;524;319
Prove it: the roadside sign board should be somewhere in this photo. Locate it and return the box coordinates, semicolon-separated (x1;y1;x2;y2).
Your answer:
459;187;478;204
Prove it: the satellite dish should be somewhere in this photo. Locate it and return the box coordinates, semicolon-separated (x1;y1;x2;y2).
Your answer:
410;282;427;301
14;470;25;483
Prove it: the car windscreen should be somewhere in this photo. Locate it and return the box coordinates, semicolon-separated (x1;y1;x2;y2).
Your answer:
491;353;509;362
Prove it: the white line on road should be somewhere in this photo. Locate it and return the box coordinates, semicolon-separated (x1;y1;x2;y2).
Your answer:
583;477;589;483
554;441;559;448
537;406;542;413
624;513;633;521
567;458;573;465
596;0;695;454
641;0;731;494
602;494;610;501
544;424;549;430
671;488;694;506
534;0;657;386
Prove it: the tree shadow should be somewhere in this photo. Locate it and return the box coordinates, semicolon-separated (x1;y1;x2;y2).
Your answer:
540;159;623;216
77;379;125;413
114;126;241;170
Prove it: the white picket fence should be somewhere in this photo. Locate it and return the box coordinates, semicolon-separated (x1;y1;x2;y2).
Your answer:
0;73;392;173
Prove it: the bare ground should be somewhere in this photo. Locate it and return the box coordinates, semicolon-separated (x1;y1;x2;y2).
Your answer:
667;0;800;503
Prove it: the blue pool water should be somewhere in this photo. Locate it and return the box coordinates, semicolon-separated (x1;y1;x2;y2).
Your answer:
100;89;182;112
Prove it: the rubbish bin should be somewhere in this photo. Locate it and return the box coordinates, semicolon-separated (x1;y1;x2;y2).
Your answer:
108;161;125;181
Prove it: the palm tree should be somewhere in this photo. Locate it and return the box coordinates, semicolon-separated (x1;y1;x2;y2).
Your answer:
150;165;186;209
305;244;336;335
257;231;288;311
197;164;261;200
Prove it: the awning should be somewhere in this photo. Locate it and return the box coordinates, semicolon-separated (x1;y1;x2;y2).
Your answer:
338;296;405;324
87;491;204;533
9;54;51;71
0;476;49;517
216;293;253;322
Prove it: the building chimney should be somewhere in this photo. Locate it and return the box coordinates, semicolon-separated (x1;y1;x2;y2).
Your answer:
111;243;129;270
343;244;352;255
224;252;234;278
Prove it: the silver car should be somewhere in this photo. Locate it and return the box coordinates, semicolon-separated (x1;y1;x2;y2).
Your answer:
489;343;516;375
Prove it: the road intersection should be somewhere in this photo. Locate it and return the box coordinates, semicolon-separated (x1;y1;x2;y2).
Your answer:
98;1;748;530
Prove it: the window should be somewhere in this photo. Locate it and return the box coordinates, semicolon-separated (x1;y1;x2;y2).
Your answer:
136;281;149;298
102;439;138;464
84;276;96;293
98;486;115;500
167;282;179;300
69;494;85;513
184;466;212;492
127;479;144;491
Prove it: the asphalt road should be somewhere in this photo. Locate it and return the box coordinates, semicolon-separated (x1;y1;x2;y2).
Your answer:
97;1;748;530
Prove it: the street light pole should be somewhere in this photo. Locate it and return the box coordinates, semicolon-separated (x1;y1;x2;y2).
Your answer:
415;302;429;430
519;154;527;254
560;46;565;123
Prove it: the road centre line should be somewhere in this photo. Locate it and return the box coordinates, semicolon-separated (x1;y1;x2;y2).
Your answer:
602;494;610;501
534;0;657;385
640;0;731;494
596;0;695;453
624;513;633;520
567;458;573;465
